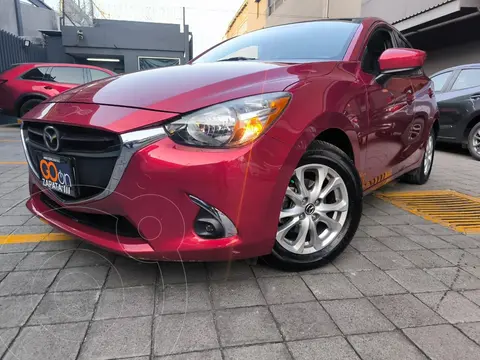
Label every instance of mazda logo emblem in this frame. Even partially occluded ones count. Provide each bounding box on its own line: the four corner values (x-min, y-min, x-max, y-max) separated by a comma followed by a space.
305, 203, 315, 215
43, 126, 60, 152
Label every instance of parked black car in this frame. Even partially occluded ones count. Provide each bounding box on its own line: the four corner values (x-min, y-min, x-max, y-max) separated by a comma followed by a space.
431, 64, 480, 160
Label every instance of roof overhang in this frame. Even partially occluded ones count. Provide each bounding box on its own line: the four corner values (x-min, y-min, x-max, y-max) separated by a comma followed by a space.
38, 29, 62, 37
394, 0, 480, 31
26, 0, 52, 10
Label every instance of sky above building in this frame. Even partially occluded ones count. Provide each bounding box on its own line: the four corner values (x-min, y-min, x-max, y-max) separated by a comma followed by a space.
44, 0, 245, 56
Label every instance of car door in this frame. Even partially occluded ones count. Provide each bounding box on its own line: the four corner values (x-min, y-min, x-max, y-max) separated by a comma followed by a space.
44, 66, 86, 95
394, 31, 434, 169
20, 66, 61, 98
360, 26, 415, 188
435, 67, 480, 143
429, 70, 455, 140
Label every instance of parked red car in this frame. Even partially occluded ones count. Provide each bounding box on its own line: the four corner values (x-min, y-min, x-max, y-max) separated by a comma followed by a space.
0, 63, 115, 117
22, 18, 438, 270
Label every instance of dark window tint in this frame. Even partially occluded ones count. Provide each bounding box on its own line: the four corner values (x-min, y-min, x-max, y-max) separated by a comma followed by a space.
395, 33, 412, 48
47, 67, 84, 84
90, 69, 111, 81
431, 71, 452, 92
138, 57, 180, 70
21, 67, 49, 81
362, 28, 395, 75
194, 21, 360, 64
451, 69, 480, 91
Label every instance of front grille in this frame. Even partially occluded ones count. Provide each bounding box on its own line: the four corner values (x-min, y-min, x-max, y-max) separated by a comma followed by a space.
41, 193, 142, 238
23, 121, 122, 200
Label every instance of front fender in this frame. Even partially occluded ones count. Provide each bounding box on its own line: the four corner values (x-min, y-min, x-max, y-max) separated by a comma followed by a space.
267, 74, 367, 172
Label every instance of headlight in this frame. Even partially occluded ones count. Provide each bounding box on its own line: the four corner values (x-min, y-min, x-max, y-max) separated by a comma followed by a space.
164, 92, 291, 147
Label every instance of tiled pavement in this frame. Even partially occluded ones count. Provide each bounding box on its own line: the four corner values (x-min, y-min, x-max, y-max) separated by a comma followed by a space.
1, 127, 480, 359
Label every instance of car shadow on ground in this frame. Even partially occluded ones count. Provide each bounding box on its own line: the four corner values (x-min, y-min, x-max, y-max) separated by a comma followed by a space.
436, 142, 471, 158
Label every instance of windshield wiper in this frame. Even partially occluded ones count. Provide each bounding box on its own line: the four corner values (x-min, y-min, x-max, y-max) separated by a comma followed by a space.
217, 57, 257, 62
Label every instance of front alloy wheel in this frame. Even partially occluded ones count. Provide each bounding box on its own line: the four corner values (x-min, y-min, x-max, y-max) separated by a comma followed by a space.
263, 140, 363, 271
276, 164, 349, 255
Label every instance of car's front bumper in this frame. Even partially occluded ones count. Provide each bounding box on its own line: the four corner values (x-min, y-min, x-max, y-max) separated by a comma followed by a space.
26, 130, 293, 261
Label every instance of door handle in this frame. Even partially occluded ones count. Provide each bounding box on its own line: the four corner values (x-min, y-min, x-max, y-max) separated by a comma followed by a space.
470, 93, 480, 100
43, 86, 53, 90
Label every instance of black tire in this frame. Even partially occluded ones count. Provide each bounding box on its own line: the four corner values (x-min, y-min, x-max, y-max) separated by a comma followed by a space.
467, 122, 480, 161
262, 140, 363, 271
19, 98, 44, 117
401, 128, 435, 185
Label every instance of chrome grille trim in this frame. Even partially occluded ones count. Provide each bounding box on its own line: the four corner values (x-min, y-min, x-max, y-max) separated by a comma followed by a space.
21, 126, 39, 178
22, 123, 167, 205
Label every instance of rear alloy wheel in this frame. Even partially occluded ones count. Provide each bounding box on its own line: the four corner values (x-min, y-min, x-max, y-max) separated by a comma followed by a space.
19, 98, 44, 117
467, 122, 480, 161
263, 141, 363, 271
401, 128, 435, 184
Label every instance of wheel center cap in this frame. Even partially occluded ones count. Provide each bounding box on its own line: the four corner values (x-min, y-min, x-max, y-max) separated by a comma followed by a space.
305, 203, 315, 215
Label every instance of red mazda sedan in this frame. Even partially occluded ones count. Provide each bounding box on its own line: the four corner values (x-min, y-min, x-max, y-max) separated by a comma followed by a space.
22, 18, 438, 270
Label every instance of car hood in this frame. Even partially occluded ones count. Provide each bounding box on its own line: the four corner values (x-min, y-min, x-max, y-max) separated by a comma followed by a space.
44, 61, 334, 113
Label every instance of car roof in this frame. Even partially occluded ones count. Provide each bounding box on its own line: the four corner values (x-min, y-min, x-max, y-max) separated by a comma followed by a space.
8, 62, 115, 76
264, 17, 381, 30
431, 63, 480, 76
11, 62, 111, 70
12, 62, 94, 67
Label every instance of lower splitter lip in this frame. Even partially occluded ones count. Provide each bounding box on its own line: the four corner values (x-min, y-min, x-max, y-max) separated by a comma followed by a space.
27, 181, 247, 262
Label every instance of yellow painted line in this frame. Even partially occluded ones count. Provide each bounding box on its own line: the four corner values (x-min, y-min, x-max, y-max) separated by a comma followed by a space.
44, 233, 74, 241
0, 140, 20, 142
376, 190, 480, 234
0, 161, 27, 165
0, 233, 74, 244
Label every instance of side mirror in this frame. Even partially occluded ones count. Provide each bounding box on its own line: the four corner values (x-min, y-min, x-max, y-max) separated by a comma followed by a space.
376, 48, 426, 85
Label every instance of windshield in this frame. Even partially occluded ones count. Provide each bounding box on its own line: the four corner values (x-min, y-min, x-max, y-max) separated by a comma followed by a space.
194, 21, 360, 64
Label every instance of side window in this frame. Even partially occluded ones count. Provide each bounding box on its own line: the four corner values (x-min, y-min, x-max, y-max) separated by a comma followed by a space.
451, 69, 480, 91
395, 32, 412, 49
90, 69, 111, 81
362, 28, 395, 75
431, 71, 452, 92
47, 67, 85, 85
21, 67, 49, 81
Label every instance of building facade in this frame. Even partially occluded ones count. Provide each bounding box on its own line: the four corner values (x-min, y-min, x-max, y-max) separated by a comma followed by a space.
266, 0, 361, 27
44, 19, 192, 74
225, 0, 268, 39
361, 0, 480, 75
0, 0, 59, 40
225, 0, 362, 39
0, 1, 193, 74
